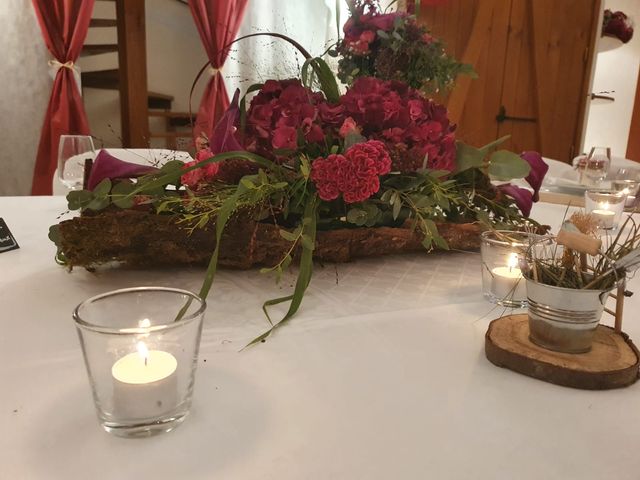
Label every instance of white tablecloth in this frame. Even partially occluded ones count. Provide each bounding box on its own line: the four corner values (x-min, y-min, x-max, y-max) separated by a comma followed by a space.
1, 196, 639, 480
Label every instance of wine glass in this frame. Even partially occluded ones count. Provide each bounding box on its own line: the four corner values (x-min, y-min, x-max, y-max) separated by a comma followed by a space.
57, 135, 95, 190
580, 147, 611, 186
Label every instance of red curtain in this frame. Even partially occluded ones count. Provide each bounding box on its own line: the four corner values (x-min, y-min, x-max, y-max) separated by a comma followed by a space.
188, 0, 248, 140
30, 0, 95, 195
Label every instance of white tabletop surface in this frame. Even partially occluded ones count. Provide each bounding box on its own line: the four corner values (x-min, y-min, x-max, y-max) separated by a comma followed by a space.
1, 196, 639, 480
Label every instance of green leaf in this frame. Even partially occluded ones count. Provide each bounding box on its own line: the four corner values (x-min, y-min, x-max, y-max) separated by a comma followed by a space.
300, 157, 311, 179
198, 180, 246, 300
279, 229, 299, 242
478, 135, 511, 154
111, 182, 136, 209
48, 224, 60, 245
240, 177, 256, 189
488, 150, 531, 180
67, 189, 94, 211
344, 131, 366, 150
247, 195, 319, 347
346, 208, 368, 226
392, 199, 402, 220
455, 142, 485, 172
92, 178, 112, 197
300, 234, 315, 251
303, 57, 340, 103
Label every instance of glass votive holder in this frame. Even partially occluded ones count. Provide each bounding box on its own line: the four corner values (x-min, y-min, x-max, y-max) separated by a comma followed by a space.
611, 179, 640, 209
480, 231, 550, 308
584, 189, 627, 230
73, 287, 206, 438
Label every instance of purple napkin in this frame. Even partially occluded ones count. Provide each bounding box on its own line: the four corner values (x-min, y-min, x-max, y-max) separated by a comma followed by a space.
87, 150, 159, 191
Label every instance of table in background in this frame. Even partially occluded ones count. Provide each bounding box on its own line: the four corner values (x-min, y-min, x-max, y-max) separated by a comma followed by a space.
1, 196, 639, 480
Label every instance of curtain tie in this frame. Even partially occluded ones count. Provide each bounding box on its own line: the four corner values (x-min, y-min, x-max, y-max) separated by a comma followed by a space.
48, 59, 75, 70
48, 59, 82, 92
209, 66, 221, 76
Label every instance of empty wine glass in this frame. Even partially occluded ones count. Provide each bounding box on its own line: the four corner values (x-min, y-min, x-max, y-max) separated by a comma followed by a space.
57, 135, 95, 190
580, 147, 611, 186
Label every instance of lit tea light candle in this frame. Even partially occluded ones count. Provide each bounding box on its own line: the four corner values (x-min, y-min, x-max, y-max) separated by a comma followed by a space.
491, 252, 526, 303
112, 341, 178, 419
592, 203, 615, 229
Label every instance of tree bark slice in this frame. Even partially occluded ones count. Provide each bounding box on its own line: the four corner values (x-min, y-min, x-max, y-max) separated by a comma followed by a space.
485, 314, 640, 390
56, 209, 483, 269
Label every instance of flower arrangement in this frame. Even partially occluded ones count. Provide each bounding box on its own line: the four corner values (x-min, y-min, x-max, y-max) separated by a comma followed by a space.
51, 0, 548, 344
334, 0, 476, 93
602, 9, 634, 44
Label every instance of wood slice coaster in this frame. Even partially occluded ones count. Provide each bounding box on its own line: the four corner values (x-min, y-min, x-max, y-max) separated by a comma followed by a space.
485, 314, 640, 390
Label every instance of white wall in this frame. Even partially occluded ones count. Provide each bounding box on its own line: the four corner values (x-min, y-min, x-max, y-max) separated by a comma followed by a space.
0, 0, 51, 196
583, 0, 640, 159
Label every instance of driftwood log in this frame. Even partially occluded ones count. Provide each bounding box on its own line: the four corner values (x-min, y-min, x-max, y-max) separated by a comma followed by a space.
485, 314, 640, 390
56, 209, 483, 269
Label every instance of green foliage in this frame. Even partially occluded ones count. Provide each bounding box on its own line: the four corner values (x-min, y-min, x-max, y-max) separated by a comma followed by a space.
488, 150, 531, 180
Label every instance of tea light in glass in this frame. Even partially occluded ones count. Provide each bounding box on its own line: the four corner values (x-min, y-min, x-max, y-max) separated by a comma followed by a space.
480, 231, 544, 308
612, 179, 640, 209
584, 189, 626, 230
74, 287, 206, 438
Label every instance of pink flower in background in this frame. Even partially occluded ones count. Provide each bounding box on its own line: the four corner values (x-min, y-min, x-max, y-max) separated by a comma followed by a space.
339, 117, 360, 138
180, 148, 220, 189
181, 160, 205, 188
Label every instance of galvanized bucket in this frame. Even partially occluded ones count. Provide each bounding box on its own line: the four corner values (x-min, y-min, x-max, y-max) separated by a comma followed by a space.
526, 279, 612, 354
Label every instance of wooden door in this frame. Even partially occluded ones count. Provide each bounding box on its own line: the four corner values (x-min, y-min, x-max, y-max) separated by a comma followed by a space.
419, 0, 601, 163
627, 66, 640, 162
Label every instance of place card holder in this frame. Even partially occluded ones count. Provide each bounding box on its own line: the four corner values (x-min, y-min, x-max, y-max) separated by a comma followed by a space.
0, 218, 19, 253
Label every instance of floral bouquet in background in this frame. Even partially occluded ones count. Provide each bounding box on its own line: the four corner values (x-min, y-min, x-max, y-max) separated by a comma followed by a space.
602, 9, 634, 44
334, 0, 476, 92
51, 0, 548, 343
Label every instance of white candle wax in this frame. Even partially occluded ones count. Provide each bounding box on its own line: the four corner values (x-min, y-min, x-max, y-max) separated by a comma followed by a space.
592, 209, 615, 229
490, 253, 525, 302
112, 342, 178, 419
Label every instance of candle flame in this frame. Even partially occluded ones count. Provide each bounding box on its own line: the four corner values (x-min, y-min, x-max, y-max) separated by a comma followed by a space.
601, 202, 610, 211
139, 318, 151, 328
136, 341, 149, 366
507, 252, 519, 270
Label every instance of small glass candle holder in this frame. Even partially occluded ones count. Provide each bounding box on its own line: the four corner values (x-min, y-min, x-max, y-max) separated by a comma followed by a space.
480, 231, 550, 308
74, 287, 206, 438
578, 147, 611, 186
612, 179, 640, 209
584, 189, 627, 230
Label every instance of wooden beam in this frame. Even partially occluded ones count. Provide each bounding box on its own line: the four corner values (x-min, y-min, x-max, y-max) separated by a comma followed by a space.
116, 0, 149, 147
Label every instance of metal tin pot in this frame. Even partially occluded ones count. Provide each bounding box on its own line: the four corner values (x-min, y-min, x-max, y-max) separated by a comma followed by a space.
526, 279, 612, 353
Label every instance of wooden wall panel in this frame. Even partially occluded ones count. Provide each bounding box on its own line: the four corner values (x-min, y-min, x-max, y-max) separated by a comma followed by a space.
419, 0, 600, 162
627, 66, 640, 162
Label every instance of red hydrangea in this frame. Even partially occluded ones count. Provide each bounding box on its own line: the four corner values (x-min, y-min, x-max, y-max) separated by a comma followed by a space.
244, 79, 333, 161
339, 77, 456, 173
311, 140, 391, 203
